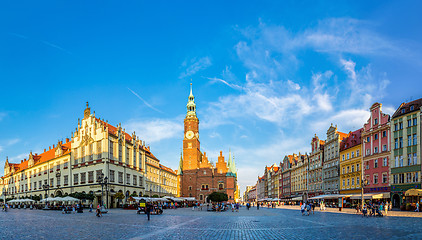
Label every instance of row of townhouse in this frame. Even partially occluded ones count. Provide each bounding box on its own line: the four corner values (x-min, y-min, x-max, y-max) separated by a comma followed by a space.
244, 99, 422, 208
0, 103, 178, 208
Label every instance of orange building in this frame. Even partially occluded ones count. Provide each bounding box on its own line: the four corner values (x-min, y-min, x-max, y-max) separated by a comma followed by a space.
177, 84, 238, 203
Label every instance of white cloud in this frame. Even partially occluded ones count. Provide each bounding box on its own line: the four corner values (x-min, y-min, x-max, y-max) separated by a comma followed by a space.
125, 118, 183, 143
207, 77, 243, 91
9, 153, 28, 162
127, 88, 163, 113
312, 109, 370, 132
287, 80, 300, 90
179, 57, 212, 79
0, 138, 20, 154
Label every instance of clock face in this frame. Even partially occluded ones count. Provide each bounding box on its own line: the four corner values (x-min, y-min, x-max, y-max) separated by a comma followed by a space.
185, 130, 194, 139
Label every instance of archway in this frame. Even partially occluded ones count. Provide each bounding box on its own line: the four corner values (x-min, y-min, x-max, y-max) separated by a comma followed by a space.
54, 190, 63, 197
392, 194, 401, 208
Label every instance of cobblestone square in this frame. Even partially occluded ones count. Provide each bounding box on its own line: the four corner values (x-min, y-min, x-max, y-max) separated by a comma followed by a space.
1, 206, 422, 240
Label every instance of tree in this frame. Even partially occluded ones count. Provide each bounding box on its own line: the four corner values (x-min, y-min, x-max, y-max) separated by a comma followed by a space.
152, 194, 159, 198
115, 192, 125, 201
31, 195, 41, 202
207, 192, 228, 203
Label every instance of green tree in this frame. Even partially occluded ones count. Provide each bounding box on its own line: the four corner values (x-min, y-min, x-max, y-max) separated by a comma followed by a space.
207, 192, 228, 203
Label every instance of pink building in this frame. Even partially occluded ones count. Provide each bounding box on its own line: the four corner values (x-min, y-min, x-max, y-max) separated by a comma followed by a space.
362, 102, 391, 196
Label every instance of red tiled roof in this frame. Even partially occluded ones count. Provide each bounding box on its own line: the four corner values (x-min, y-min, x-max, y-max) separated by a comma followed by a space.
159, 164, 176, 174
392, 98, 422, 119
340, 128, 363, 151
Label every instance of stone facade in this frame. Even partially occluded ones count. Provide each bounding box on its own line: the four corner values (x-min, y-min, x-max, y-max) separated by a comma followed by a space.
339, 129, 363, 194
308, 135, 325, 198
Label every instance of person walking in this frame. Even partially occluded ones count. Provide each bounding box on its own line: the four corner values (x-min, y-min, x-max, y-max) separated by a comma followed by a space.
257, 202, 259, 210
146, 203, 151, 221
301, 203, 306, 216
96, 205, 102, 217
311, 202, 315, 214
385, 202, 388, 216
89, 203, 93, 213
415, 202, 419, 212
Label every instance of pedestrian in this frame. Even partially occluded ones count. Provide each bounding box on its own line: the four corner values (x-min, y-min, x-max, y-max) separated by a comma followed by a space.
416, 202, 419, 212
146, 203, 151, 221
257, 203, 259, 210
362, 204, 367, 217
311, 202, 315, 214
385, 202, 388, 216
96, 204, 102, 217
301, 203, 305, 216
236, 203, 239, 212
89, 203, 93, 213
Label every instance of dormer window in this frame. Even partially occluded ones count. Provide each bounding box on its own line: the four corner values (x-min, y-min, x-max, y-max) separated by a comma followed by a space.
401, 108, 405, 114
410, 105, 414, 111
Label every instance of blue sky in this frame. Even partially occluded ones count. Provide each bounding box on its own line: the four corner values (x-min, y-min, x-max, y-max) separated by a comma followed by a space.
1, 1, 422, 194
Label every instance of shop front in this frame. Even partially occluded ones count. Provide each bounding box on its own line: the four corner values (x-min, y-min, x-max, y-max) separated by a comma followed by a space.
391, 184, 421, 209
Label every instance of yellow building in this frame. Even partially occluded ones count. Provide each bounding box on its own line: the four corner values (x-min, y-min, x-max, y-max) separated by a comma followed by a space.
339, 129, 363, 194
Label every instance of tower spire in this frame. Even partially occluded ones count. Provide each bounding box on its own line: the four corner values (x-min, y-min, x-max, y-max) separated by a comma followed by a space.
177, 152, 183, 175
186, 82, 196, 117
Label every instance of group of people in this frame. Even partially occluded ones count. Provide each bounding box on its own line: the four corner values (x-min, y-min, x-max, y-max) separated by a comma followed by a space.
300, 202, 315, 216
360, 201, 390, 217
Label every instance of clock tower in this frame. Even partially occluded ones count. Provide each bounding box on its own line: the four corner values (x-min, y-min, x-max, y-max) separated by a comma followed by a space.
183, 83, 201, 170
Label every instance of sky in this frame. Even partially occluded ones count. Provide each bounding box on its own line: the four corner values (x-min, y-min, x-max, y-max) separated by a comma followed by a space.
1, 1, 422, 196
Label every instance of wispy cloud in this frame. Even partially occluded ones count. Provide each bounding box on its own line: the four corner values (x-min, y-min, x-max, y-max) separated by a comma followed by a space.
0, 138, 21, 154
128, 88, 164, 114
125, 118, 183, 143
40, 40, 72, 55
179, 57, 212, 79
8, 32, 72, 55
207, 77, 243, 91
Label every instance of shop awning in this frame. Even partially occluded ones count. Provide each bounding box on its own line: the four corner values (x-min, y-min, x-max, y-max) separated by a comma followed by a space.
405, 189, 422, 196
291, 196, 302, 201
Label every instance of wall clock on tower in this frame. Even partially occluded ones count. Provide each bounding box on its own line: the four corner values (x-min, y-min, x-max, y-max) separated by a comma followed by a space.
185, 130, 194, 139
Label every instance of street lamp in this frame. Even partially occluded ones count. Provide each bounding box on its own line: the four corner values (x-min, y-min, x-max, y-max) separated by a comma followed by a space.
56, 172, 61, 195
97, 173, 108, 208
42, 184, 50, 207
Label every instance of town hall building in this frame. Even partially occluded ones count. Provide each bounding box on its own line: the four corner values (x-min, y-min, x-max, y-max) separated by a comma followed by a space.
177, 83, 238, 203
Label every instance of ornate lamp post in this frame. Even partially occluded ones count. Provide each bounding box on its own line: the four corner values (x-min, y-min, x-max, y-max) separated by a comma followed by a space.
97, 173, 108, 208
42, 184, 50, 207
56, 172, 61, 195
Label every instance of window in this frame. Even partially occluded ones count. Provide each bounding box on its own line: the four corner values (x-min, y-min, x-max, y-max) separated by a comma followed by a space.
96, 170, 103, 181
352, 178, 355, 185
394, 124, 398, 131
188, 186, 192, 190
414, 134, 417, 145
342, 155, 345, 161
408, 119, 412, 127
399, 122, 403, 129
342, 168, 345, 174
413, 118, 417, 126
64, 175, 68, 185
393, 175, 398, 184
399, 173, 404, 183
347, 166, 350, 173
351, 165, 355, 172
89, 144, 93, 160
357, 164, 360, 171
408, 154, 412, 166
367, 137, 370, 143
347, 179, 350, 186
382, 145, 387, 152
109, 140, 114, 158
110, 170, 115, 182
382, 173, 387, 183
347, 153, 349, 160
64, 162, 68, 169
374, 147, 378, 153
383, 158, 388, 167
139, 176, 143, 186
342, 179, 345, 186
126, 174, 130, 185
408, 135, 412, 146
366, 163, 369, 170
74, 174, 79, 184
410, 105, 414, 111
382, 131, 386, 137
218, 183, 224, 190
34, 181, 37, 190
88, 171, 94, 183
374, 118, 378, 125
97, 141, 102, 156
118, 143, 122, 162
407, 173, 412, 183
366, 149, 370, 156
357, 177, 360, 186
374, 134, 378, 140
133, 175, 137, 186
395, 138, 398, 149
118, 172, 123, 183
414, 153, 418, 165
400, 156, 404, 167
395, 156, 399, 167
399, 137, 403, 148
374, 159, 378, 168
414, 172, 419, 182
80, 172, 86, 183
81, 146, 85, 163
373, 174, 378, 184
352, 152, 355, 158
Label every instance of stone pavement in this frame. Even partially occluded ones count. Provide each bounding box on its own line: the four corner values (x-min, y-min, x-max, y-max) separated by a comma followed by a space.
1, 206, 422, 239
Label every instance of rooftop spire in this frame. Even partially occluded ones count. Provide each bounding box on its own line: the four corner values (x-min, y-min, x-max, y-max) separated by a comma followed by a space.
177, 152, 183, 175
186, 82, 196, 117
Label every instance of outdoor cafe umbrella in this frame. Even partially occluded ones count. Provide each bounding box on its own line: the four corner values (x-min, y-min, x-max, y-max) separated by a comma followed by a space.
61, 196, 79, 202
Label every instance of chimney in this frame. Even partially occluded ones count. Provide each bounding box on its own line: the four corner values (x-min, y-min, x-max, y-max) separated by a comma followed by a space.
44, 149, 46, 152
49, 146, 51, 150
53, 144, 55, 148
66, 138, 69, 143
